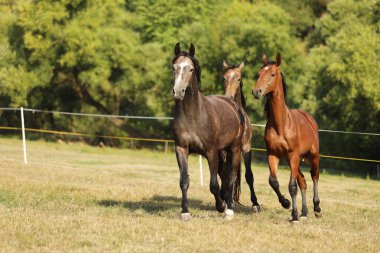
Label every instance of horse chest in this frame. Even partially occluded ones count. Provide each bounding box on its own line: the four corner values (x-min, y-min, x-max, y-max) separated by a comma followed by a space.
264, 129, 291, 153
174, 122, 205, 150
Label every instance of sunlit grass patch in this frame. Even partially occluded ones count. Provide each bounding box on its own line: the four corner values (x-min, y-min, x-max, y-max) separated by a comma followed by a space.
0, 138, 379, 252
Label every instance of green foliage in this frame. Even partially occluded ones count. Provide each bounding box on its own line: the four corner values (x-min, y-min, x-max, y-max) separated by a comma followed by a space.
299, 0, 380, 160
268, 0, 317, 37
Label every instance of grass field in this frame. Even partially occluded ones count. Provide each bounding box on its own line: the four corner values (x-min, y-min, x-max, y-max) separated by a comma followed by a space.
0, 138, 379, 252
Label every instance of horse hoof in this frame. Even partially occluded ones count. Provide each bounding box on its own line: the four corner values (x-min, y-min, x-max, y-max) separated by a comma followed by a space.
288, 217, 299, 224
224, 209, 234, 220
281, 199, 291, 209
314, 209, 322, 218
252, 205, 261, 213
300, 216, 307, 221
180, 212, 192, 221
217, 202, 227, 213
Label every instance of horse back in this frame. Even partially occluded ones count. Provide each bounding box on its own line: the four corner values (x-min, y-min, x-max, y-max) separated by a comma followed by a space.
291, 109, 319, 155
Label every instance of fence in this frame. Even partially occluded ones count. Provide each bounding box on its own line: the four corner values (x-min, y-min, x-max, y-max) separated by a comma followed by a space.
1, 107, 379, 182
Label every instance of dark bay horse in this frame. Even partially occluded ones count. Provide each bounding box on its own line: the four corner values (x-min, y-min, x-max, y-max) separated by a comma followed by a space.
221, 60, 260, 212
252, 53, 322, 223
172, 43, 251, 220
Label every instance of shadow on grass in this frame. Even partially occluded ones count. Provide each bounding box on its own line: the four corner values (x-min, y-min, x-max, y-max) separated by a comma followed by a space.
97, 195, 254, 214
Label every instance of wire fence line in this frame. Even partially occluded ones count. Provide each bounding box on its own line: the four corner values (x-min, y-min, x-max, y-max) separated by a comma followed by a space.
1, 107, 379, 181
0, 106, 379, 164
1, 107, 379, 136
1, 126, 379, 164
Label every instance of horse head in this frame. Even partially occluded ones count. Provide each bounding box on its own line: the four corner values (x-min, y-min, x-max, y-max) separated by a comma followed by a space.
252, 53, 282, 99
223, 60, 244, 101
171, 43, 199, 101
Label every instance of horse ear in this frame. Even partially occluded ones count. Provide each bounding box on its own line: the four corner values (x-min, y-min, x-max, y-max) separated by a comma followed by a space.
238, 61, 245, 71
276, 52, 281, 66
174, 43, 181, 56
223, 60, 229, 69
262, 54, 267, 65
189, 43, 195, 57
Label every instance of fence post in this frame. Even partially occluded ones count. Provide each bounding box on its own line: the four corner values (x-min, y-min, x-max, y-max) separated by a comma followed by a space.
20, 107, 27, 164
199, 155, 203, 186
164, 141, 168, 153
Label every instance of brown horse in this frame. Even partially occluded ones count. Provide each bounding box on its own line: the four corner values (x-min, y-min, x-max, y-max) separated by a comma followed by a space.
172, 43, 251, 220
252, 53, 322, 222
221, 60, 260, 212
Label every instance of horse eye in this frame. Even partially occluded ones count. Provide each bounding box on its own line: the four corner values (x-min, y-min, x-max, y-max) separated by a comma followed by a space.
238, 78, 241, 81
190, 69, 194, 72
271, 73, 275, 77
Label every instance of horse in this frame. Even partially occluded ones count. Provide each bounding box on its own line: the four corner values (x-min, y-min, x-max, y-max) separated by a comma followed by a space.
252, 53, 322, 223
172, 43, 251, 220
220, 60, 260, 212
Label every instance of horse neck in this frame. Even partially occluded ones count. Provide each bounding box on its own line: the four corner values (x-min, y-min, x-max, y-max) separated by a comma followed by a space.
268, 76, 288, 135
175, 76, 204, 120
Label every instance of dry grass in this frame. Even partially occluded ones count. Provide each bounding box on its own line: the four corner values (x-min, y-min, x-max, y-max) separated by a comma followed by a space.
0, 138, 379, 253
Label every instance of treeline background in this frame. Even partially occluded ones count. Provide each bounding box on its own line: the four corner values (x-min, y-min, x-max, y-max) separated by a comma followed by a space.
0, 0, 379, 175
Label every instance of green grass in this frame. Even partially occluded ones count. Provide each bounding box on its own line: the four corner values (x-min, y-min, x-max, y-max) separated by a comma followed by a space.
0, 138, 379, 252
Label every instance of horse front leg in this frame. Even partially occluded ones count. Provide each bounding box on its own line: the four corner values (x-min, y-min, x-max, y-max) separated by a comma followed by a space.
207, 150, 226, 213
243, 150, 260, 212
268, 154, 290, 209
175, 145, 191, 221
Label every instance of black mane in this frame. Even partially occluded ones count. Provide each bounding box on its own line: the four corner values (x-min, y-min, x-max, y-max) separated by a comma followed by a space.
261, 62, 287, 119
172, 51, 201, 88
224, 64, 246, 109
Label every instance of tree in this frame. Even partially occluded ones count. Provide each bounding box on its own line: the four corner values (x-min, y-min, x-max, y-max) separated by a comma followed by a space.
0, 0, 169, 142
299, 0, 380, 162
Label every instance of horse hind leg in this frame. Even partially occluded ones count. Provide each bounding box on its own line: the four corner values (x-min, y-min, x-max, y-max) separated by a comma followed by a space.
297, 167, 308, 219
225, 146, 242, 220
243, 151, 260, 212
217, 151, 229, 201
309, 154, 322, 218
288, 153, 301, 223
208, 151, 227, 213
268, 154, 290, 209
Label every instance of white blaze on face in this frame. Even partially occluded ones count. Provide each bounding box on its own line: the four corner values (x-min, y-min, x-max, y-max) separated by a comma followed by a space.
229, 71, 235, 80
174, 60, 192, 90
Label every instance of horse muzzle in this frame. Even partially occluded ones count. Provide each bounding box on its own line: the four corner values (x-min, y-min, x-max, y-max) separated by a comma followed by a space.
252, 89, 263, 99
172, 88, 186, 101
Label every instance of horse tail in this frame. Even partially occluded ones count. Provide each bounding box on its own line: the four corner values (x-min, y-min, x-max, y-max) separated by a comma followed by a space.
233, 163, 242, 203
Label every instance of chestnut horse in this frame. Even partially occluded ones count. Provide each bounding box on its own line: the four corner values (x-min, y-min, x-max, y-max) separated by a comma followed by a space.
221, 60, 260, 212
172, 43, 251, 220
252, 53, 322, 222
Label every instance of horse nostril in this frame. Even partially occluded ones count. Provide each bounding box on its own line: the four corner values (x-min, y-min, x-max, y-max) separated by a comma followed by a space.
259, 89, 262, 93
182, 89, 185, 93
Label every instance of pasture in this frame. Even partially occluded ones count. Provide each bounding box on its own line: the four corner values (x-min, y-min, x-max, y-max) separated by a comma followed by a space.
0, 138, 379, 252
